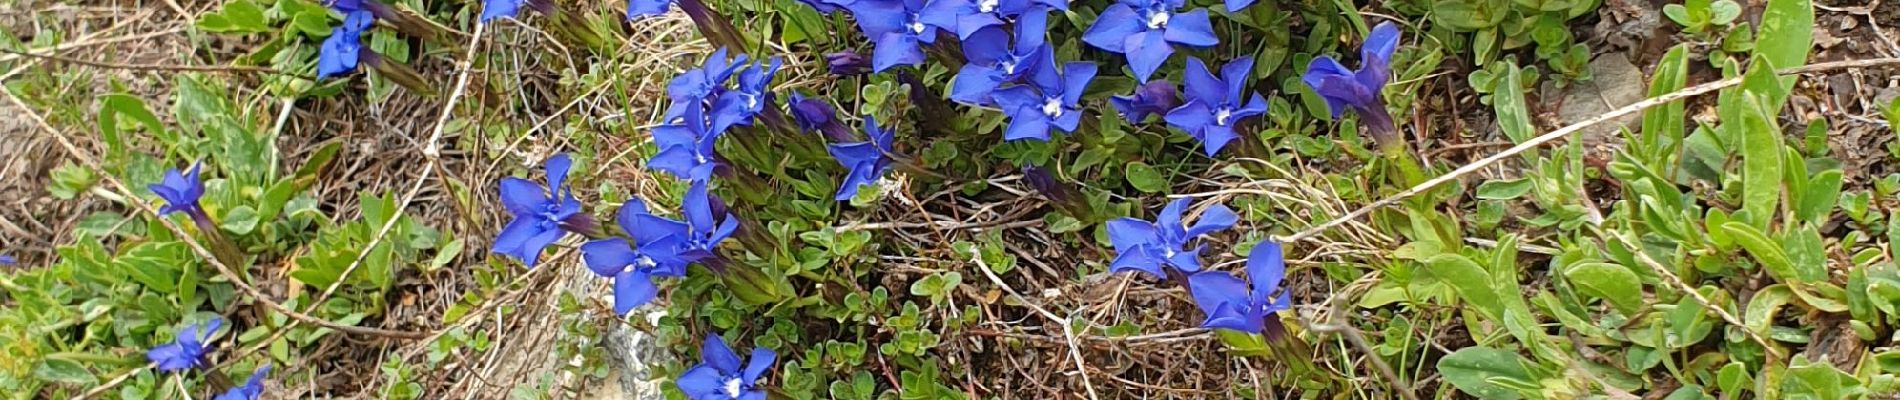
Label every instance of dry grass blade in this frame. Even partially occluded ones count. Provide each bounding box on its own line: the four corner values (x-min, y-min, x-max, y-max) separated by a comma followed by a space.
969, 248, 1101, 400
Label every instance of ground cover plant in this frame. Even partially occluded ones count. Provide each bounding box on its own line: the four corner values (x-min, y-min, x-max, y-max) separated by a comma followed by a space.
4, 0, 1900, 397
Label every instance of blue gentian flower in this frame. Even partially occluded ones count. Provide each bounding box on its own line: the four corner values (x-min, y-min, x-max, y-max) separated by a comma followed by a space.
482, 0, 554, 21
1080, 0, 1217, 82
1110, 79, 1180, 124
1106, 198, 1237, 278
788, 93, 853, 141
948, 13, 1047, 105
149, 161, 208, 218
711, 57, 783, 134
672, 48, 748, 103
827, 115, 897, 201
651, 103, 723, 182
1165, 57, 1268, 156
1303, 21, 1400, 145
147, 317, 222, 372
826, 52, 873, 75
580, 200, 693, 315
493, 154, 583, 267
680, 180, 740, 261
316, 11, 374, 79
1187, 241, 1291, 334
213, 365, 271, 400
848, 0, 947, 73
677, 334, 776, 400
989, 53, 1095, 141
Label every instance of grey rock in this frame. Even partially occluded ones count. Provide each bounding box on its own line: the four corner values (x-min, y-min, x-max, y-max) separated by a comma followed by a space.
1557, 53, 1647, 150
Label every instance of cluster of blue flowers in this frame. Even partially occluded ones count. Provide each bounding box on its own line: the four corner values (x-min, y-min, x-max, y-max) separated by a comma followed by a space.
145, 166, 276, 398
1108, 199, 1291, 335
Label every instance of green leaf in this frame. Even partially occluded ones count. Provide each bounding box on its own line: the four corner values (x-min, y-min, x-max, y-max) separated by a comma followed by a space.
1737, 92, 1784, 228
1425, 254, 1505, 320
119, 242, 186, 294
1438, 346, 1534, 400
1717, 362, 1752, 394
48, 162, 97, 200
221, 206, 262, 235
1124, 162, 1167, 193
429, 238, 465, 273
1781, 360, 1863, 398
33, 358, 95, 385
1565, 262, 1644, 315
1754, 0, 1813, 82
1640, 45, 1690, 153
1430, 0, 1507, 31
1744, 284, 1792, 333
195, 0, 271, 33
1722, 221, 1816, 282
1475, 178, 1534, 200
1493, 62, 1535, 144
1795, 169, 1842, 223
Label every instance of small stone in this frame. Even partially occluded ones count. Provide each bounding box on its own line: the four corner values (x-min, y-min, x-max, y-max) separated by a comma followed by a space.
1556, 53, 1646, 154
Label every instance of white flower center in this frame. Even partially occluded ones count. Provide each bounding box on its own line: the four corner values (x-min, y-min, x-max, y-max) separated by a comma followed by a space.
1146, 11, 1170, 29
623, 255, 656, 275
907, 14, 926, 34
978, 0, 998, 12
1040, 97, 1064, 118
744, 93, 759, 109
1214, 107, 1233, 125
723, 377, 744, 398
999, 59, 1017, 74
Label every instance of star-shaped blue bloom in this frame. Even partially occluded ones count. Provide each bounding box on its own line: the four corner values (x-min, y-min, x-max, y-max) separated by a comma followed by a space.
989, 52, 1095, 141
494, 153, 582, 267
1303, 21, 1399, 135
316, 11, 375, 80
580, 199, 693, 315
147, 317, 222, 372
149, 161, 208, 218
711, 57, 783, 134
827, 114, 897, 201
948, 13, 1048, 105
1110, 79, 1181, 124
1187, 241, 1291, 334
680, 180, 740, 261
666, 48, 750, 121
1164, 56, 1267, 156
213, 365, 272, 400
1106, 198, 1237, 278
848, 0, 947, 73
677, 333, 776, 400
1080, 0, 1217, 82
651, 103, 723, 182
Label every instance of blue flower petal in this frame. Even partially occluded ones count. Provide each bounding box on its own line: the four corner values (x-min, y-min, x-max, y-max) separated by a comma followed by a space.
871, 33, 925, 73
1081, 4, 1141, 53
1180, 57, 1224, 106
1164, 100, 1213, 136
949, 65, 1006, 105
1184, 204, 1237, 238
676, 364, 725, 398
701, 333, 743, 373
1121, 30, 1171, 83
1363, 21, 1401, 66
1247, 241, 1287, 301
742, 347, 777, 382
627, 0, 671, 18
491, 217, 543, 258
1105, 218, 1159, 252
1224, 0, 1254, 12
480, 0, 522, 21
1197, 123, 1236, 156
1161, 9, 1218, 47
613, 269, 658, 315
1002, 108, 1051, 141
581, 239, 638, 277
1108, 246, 1167, 277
